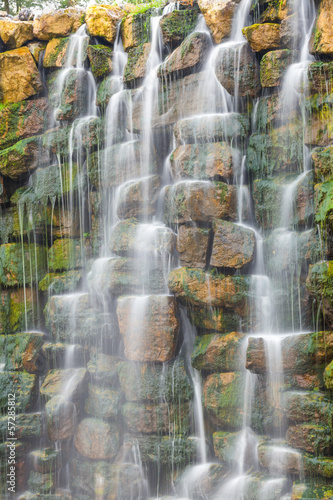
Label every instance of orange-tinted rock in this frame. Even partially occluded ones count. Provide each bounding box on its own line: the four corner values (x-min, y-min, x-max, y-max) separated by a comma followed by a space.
43, 37, 70, 68
123, 42, 151, 85
74, 418, 120, 460
33, 8, 84, 41
117, 295, 179, 362
0, 332, 44, 373
310, 0, 333, 56
210, 219, 255, 269
286, 424, 331, 455
122, 401, 190, 434
198, 0, 238, 44
176, 225, 210, 269
86, 5, 124, 44
0, 47, 43, 104
117, 175, 161, 219
242, 23, 281, 53
192, 332, 245, 372
0, 19, 33, 48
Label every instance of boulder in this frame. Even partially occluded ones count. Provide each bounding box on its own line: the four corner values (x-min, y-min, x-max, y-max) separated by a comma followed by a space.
242, 23, 281, 53
84, 384, 122, 419
308, 61, 333, 95
86, 5, 124, 44
168, 267, 249, 315
0, 47, 43, 104
214, 42, 261, 98
48, 238, 90, 272
163, 181, 237, 224
96, 75, 123, 108
260, 49, 296, 88
187, 306, 242, 333
123, 42, 151, 85
39, 270, 82, 295
286, 424, 331, 455
41, 368, 88, 403
307, 261, 333, 329
210, 219, 255, 269
158, 32, 210, 78
0, 288, 37, 334
258, 443, 302, 475
176, 225, 210, 268
213, 430, 242, 464
117, 295, 179, 362
28, 41, 47, 63
0, 372, 37, 413
30, 448, 63, 474
43, 37, 71, 68
202, 372, 244, 429
42, 341, 85, 368
280, 13, 301, 48
117, 359, 193, 402
324, 360, 333, 389
170, 142, 238, 182
310, 0, 333, 56
121, 11, 151, 51
0, 243, 47, 287
197, 0, 239, 44
0, 135, 49, 180
0, 332, 44, 373
304, 97, 333, 147
192, 332, 245, 372
87, 352, 119, 386
160, 8, 200, 47
45, 395, 77, 442
281, 391, 333, 426
311, 145, 333, 183
0, 412, 42, 440
52, 68, 90, 122
87, 44, 113, 80
116, 175, 161, 219
0, 98, 50, 150
33, 8, 84, 40
314, 181, 333, 232
74, 418, 120, 460
0, 19, 33, 49
254, 0, 291, 23
122, 401, 190, 435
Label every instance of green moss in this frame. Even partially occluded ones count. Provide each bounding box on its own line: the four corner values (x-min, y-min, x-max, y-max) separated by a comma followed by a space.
0, 242, 47, 287
48, 239, 86, 272
38, 270, 82, 294
160, 9, 199, 45
87, 44, 113, 80
0, 372, 37, 414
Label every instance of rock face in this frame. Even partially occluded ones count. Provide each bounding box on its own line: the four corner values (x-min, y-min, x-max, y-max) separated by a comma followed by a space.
242, 23, 281, 53
210, 220, 255, 269
260, 49, 296, 87
74, 418, 120, 460
176, 225, 210, 268
160, 8, 200, 46
117, 295, 179, 362
0, 20, 33, 49
0, 47, 43, 103
198, 0, 239, 44
86, 5, 124, 44
311, 0, 333, 56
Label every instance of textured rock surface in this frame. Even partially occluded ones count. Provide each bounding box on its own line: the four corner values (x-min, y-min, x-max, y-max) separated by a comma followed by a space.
198, 0, 239, 44
74, 418, 120, 460
0, 20, 33, 49
210, 219, 255, 269
33, 8, 84, 40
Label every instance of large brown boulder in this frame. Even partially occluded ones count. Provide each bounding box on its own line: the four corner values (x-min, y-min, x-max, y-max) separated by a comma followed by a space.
117, 175, 161, 219
242, 23, 281, 53
86, 5, 124, 44
198, 0, 239, 44
45, 395, 77, 442
192, 332, 245, 372
260, 49, 296, 88
74, 418, 120, 460
0, 47, 43, 104
210, 219, 255, 269
310, 0, 333, 56
117, 295, 179, 362
0, 19, 33, 48
43, 37, 71, 68
33, 8, 84, 41
176, 225, 210, 269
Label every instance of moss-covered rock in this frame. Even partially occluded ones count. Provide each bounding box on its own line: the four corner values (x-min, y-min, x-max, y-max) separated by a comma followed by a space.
0, 288, 37, 334
0, 371, 38, 413
84, 383, 122, 419
163, 181, 237, 224
123, 42, 151, 85
0, 332, 44, 373
176, 225, 209, 269
121, 11, 151, 51
304, 95, 333, 147
40, 368, 88, 404
0, 412, 42, 440
28, 471, 55, 494
45, 395, 77, 442
0, 242, 47, 287
30, 448, 63, 474
50, 68, 90, 122
187, 305, 242, 333
303, 455, 333, 479
310, 0, 333, 57
202, 372, 245, 429
87, 44, 113, 80
192, 332, 245, 372
307, 261, 333, 329
48, 238, 90, 272
86, 5, 124, 44
286, 424, 332, 455
242, 23, 281, 53
96, 75, 122, 109
260, 49, 296, 87
0, 134, 49, 180
39, 270, 82, 295
281, 390, 333, 426
43, 37, 72, 68
74, 418, 120, 460
312, 146, 333, 183
116, 358, 193, 402
213, 430, 241, 464
0, 98, 50, 150
324, 360, 333, 389
211, 219, 255, 269
168, 266, 250, 316
87, 352, 119, 386
308, 61, 333, 95
160, 8, 200, 47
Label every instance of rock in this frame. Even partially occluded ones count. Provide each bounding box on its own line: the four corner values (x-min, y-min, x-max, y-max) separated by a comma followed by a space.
109, 218, 175, 256
253, 93, 286, 132
87, 141, 156, 188
124, 434, 197, 465
96, 75, 122, 108
74, 418, 120, 460
210, 219, 255, 269
87, 44, 113, 80
0, 413, 42, 440
48, 238, 90, 272
308, 61, 333, 95
280, 13, 301, 48
310, 0, 333, 56
192, 332, 245, 372
158, 32, 210, 78
84, 384, 122, 419
39, 270, 82, 295
254, 0, 291, 23
290, 484, 333, 500
174, 112, 249, 145
314, 181, 333, 232
324, 360, 333, 389
28, 471, 54, 494
198, 0, 238, 44
28, 41, 46, 63
122, 401, 190, 434
0, 372, 37, 413
260, 49, 296, 88
117, 359, 193, 402
160, 8, 200, 47
213, 430, 242, 464
170, 142, 238, 182
202, 372, 244, 429
45, 293, 116, 345
304, 98, 333, 147
70, 460, 146, 499
0, 135, 49, 180
168, 266, 249, 315
242, 23, 281, 53
258, 443, 302, 475
303, 455, 333, 479
86, 5, 124, 44
0, 288, 37, 334
0, 243, 46, 287
45, 395, 77, 442
0, 19, 33, 48
312, 146, 333, 183
33, 8, 84, 41
0, 332, 44, 373
214, 42, 261, 98
163, 181, 237, 224
281, 391, 333, 426
187, 306, 242, 333
175, 463, 229, 499
0, 98, 50, 150
30, 448, 63, 474
87, 352, 119, 386
52, 68, 90, 121
40, 368, 88, 404
42, 342, 86, 369
117, 295, 179, 362
117, 175, 161, 219
176, 225, 210, 268
286, 424, 331, 455
123, 42, 151, 85
307, 261, 333, 329
247, 123, 304, 178
121, 11, 151, 51
87, 256, 166, 296
43, 37, 71, 68
0, 47, 43, 104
